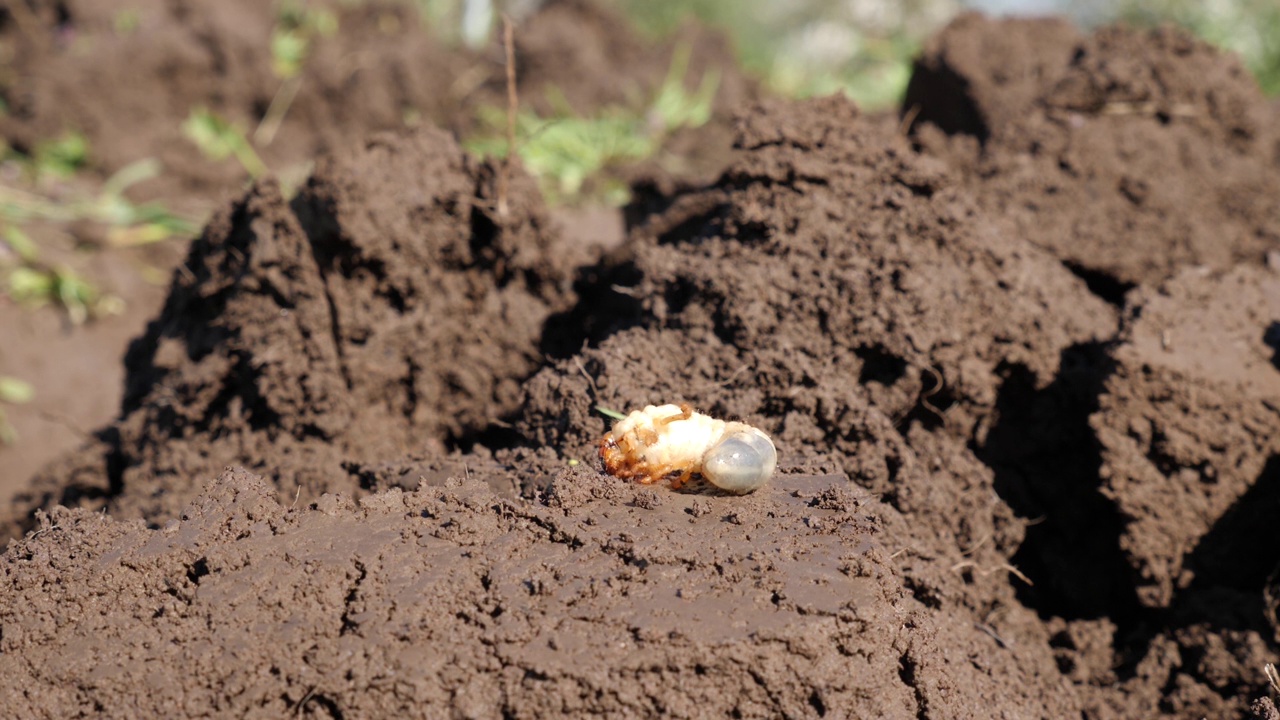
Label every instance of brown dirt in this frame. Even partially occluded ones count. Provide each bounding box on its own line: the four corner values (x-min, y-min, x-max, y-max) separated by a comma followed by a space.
905, 13, 1280, 292
1095, 265, 1280, 610
0, 0, 746, 509
0, 240, 178, 496
3, 8, 1280, 720
16, 125, 591, 526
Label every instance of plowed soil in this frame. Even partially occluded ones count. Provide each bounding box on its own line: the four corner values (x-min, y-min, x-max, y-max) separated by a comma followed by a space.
3, 6, 1280, 719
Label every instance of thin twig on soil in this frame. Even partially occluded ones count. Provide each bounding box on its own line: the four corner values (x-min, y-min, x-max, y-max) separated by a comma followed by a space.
898, 104, 921, 137
712, 365, 750, 388
1099, 101, 1197, 118
37, 409, 91, 441
496, 13, 518, 220
916, 364, 948, 426
293, 686, 317, 715
950, 560, 1034, 586
30, 524, 62, 539
1265, 662, 1280, 694
573, 356, 599, 397
255, 75, 303, 147
974, 622, 1011, 649
959, 533, 991, 557
1000, 563, 1034, 586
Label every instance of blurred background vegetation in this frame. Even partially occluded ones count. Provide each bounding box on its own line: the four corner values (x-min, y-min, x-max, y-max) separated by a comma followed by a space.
450, 0, 1280, 204
462, 0, 1280, 109
612, 0, 1280, 102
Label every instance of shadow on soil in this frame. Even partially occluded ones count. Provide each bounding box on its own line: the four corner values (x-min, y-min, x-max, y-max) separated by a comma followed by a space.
976, 342, 1140, 625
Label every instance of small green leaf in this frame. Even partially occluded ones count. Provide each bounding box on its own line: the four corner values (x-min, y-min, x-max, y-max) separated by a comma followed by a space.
33, 132, 90, 179
101, 158, 161, 197
2, 226, 38, 262
113, 8, 140, 34
7, 266, 55, 304
596, 405, 627, 421
0, 376, 33, 404
271, 29, 309, 78
183, 108, 268, 177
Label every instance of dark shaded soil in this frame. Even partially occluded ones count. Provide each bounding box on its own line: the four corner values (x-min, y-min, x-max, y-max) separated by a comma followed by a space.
3, 9, 1280, 720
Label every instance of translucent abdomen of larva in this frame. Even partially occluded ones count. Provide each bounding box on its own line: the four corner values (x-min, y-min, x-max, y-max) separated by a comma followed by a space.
702, 426, 777, 494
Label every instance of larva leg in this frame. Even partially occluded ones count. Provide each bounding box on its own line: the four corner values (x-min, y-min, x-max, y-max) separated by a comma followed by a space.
636, 426, 660, 446
654, 404, 694, 429
670, 467, 695, 491
632, 460, 664, 484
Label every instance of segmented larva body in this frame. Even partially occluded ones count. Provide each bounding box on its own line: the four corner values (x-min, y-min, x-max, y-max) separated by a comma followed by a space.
599, 403, 777, 494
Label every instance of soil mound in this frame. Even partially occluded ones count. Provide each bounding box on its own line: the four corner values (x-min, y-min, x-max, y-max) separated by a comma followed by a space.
520, 94, 1114, 507
906, 14, 1280, 290
513, 93, 1120, 712
2, 93, 1116, 718
1095, 265, 1280, 609
0, 0, 750, 514
16, 127, 585, 527
901, 16, 1280, 716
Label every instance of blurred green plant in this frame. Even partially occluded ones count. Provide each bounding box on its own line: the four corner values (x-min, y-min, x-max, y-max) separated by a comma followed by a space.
407, 0, 488, 46
0, 152, 195, 323
465, 45, 718, 205
30, 132, 90, 180
616, 0, 956, 109
405, 0, 1280, 104
256, 2, 339, 146
0, 375, 34, 444
0, 158, 199, 248
271, 1, 339, 79
1, 226, 124, 324
650, 45, 720, 129
0, 132, 91, 184
113, 8, 141, 34
468, 107, 647, 204
183, 108, 269, 178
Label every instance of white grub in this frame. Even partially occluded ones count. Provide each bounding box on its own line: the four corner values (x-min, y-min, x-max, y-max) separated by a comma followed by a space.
598, 403, 777, 494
